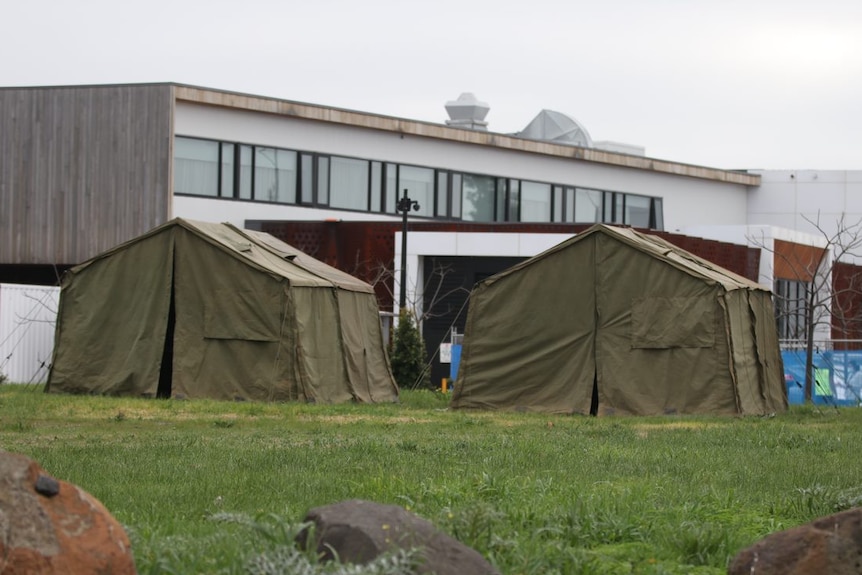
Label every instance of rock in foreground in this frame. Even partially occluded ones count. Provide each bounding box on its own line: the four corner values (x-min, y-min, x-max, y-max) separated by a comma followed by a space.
728, 507, 862, 575
0, 450, 137, 575
298, 499, 499, 575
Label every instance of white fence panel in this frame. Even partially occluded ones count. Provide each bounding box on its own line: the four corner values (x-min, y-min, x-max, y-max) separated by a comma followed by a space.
0, 283, 60, 384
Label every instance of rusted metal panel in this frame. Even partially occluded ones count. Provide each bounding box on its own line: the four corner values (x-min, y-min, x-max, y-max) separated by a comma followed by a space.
773, 239, 826, 282
255, 220, 762, 310
0, 84, 175, 265
0, 283, 60, 384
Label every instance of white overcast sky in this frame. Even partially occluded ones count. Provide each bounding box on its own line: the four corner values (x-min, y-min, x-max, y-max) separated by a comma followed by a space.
2, 0, 860, 170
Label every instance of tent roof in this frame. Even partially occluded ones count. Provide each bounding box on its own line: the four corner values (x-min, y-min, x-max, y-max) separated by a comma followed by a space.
482, 224, 768, 292
70, 218, 375, 293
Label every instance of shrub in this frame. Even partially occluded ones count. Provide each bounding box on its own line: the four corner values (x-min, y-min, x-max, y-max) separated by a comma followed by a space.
389, 308, 431, 390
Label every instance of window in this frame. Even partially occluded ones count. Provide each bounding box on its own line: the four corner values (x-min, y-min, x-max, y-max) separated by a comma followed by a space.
461, 174, 496, 222
238, 145, 253, 200
774, 279, 809, 341
300, 154, 314, 203
317, 157, 330, 205
171, 136, 665, 230
625, 194, 651, 228
436, 171, 449, 217
384, 163, 398, 214
652, 198, 664, 230
575, 188, 602, 223
451, 173, 462, 218
174, 138, 218, 196
520, 181, 551, 222
496, 178, 508, 222
255, 148, 297, 203
329, 156, 369, 210
220, 143, 235, 198
399, 165, 434, 217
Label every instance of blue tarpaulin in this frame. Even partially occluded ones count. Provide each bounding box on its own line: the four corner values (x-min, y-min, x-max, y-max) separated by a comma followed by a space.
781, 349, 861, 406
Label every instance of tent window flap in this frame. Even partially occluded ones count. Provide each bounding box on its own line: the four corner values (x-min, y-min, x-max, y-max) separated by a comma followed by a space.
203, 289, 280, 342
631, 296, 714, 349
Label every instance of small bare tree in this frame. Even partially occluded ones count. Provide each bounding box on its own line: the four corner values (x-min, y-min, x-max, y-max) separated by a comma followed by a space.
753, 213, 862, 402
361, 259, 471, 323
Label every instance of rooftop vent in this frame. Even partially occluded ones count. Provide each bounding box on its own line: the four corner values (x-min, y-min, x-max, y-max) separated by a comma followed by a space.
445, 93, 489, 131
516, 109, 593, 147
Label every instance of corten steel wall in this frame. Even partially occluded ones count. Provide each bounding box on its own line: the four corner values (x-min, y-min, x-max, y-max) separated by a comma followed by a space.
0, 84, 175, 266
832, 261, 862, 347
255, 221, 762, 310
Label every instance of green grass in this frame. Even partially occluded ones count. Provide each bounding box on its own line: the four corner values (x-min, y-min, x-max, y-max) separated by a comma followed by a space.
2, 386, 861, 574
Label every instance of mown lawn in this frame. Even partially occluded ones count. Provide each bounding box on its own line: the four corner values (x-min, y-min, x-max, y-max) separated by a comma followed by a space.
1, 386, 861, 574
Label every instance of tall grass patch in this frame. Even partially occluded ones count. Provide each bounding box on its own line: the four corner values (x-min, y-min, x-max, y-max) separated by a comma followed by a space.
1, 387, 861, 574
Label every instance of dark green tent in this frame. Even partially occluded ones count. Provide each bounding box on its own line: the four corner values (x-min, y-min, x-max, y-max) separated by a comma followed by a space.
47, 218, 398, 403
451, 224, 786, 416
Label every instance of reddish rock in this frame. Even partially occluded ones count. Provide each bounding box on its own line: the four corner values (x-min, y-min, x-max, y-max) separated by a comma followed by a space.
728, 507, 862, 575
0, 451, 137, 575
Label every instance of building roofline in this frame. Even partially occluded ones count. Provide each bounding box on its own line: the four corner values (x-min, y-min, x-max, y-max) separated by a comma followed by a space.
1, 82, 760, 186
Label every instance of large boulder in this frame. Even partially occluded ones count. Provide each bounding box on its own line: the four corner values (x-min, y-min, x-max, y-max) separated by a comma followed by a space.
728, 507, 862, 575
297, 499, 500, 575
0, 451, 137, 575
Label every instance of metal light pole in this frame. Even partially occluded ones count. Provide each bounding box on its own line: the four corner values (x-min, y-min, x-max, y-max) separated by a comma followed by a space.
397, 188, 420, 310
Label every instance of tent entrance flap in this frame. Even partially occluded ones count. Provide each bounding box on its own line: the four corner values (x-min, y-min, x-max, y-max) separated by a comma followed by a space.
157, 262, 176, 399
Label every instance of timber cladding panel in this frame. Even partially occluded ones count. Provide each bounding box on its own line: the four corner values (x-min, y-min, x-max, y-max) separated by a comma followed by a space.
0, 84, 175, 265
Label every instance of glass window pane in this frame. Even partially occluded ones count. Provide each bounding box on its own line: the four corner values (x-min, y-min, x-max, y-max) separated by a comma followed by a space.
436, 171, 448, 217
553, 186, 563, 223
496, 178, 507, 221
329, 156, 369, 210
508, 179, 520, 222
653, 198, 664, 230
452, 174, 462, 218
625, 194, 651, 228
520, 181, 551, 222
300, 154, 313, 203
565, 188, 575, 222
461, 174, 496, 222
255, 148, 297, 203
220, 143, 234, 198
614, 193, 624, 224
371, 162, 382, 212
317, 157, 330, 205
174, 137, 218, 196
238, 145, 252, 200
385, 163, 398, 214
398, 165, 434, 217
575, 188, 602, 223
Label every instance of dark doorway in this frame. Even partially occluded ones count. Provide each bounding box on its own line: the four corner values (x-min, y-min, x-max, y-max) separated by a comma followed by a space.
422, 256, 525, 387
156, 278, 176, 399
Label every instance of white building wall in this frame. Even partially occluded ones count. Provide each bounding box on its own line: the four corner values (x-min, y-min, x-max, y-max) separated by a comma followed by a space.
173, 196, 402, 229
748, 170, 862, 258
0, 284, 60, 384
174, 102, 749, 230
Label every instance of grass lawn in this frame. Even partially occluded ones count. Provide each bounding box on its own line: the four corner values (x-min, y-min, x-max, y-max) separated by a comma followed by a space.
1, 385, 861, 574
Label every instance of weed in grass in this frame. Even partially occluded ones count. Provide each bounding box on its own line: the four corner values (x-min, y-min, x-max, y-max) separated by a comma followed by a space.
776, 484, 862, 519
6, 418, 34, 432
214, 420, 236, 429
671, 521, 736, 567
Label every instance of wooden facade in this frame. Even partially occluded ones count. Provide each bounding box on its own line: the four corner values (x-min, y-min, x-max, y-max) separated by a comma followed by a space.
0, 84, 174, 265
